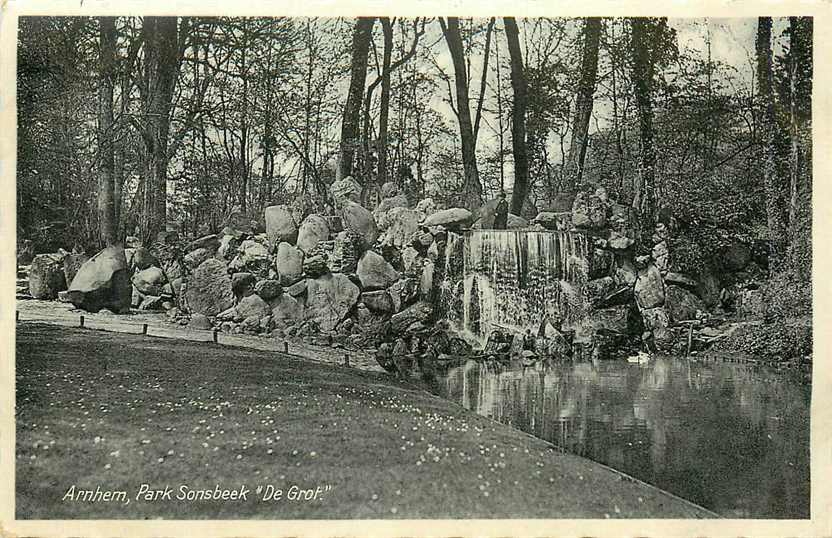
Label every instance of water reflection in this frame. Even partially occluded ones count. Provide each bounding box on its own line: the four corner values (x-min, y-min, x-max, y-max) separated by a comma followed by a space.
435, 357, 810, 518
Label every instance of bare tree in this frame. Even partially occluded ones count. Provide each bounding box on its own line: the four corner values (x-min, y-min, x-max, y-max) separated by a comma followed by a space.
439, 17, 482, 210
338, 17, 375, 181
630, 18, 657, 242
563, 17, 602, 190
503, 17, 530, 215
97, 17, 117, 246
137, 16, 180, 243
755, 17, 786, 265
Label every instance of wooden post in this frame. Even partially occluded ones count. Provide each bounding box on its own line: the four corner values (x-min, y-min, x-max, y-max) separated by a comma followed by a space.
142, 323, 148, 335
80, 315, 85, 328
344, 353, 350, 367
685, 324, 694, 356
283, 341, 289, 354
213, 330, 218, 343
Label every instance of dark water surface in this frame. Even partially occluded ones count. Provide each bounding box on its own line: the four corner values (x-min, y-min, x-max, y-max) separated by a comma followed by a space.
432, 357, 810, 518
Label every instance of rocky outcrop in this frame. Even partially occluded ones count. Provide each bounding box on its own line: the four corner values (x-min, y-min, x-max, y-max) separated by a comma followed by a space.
373, 194, 409, 228
132, 266, 166, 296
330, 176, 361, 208
237, 293, 271, 321
341, 202, 378, 251
390, 301, 432, 332
255, 279, 282, 301
67, 245, 131, 313
634, 264, 665, 310
666, 284, 705, 321
29, 253, 67, 299
357, 250, 400, 291
183, 247, 213, 270
231, 272, 256, 299
265, 205, 298, 247
184, 258, 235, 316
422, 208, 473, 231
269, 293, 302, 326
571, 191, 608, 230
62, 252, 89, 288
305, 273, 360, 332
296, 214, 330, 254
229, 239, 271, 277
275, 242, 304, 286
361, 290, 395, 313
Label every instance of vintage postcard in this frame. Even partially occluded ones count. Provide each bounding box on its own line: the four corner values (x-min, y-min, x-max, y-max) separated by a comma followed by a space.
1, 0, 829, 536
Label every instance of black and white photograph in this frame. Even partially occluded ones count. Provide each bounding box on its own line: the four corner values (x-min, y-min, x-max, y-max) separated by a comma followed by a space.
4, 3, 823, 534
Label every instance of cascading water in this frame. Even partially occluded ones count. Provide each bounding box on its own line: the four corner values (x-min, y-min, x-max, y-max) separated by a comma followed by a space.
438, 230, 590, 347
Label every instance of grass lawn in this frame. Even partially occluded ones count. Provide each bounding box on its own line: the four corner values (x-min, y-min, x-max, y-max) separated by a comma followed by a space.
16, 323, 713, 519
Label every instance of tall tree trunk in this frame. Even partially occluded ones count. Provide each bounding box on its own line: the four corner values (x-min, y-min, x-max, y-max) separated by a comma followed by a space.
377, 18, 394, 188
338, 17, 375, 181
98, 16, 117, 246
563, 17, 602, 191
504, 17, 529, 215
440, 17, 482, 210
140, 16, 179, 244
787, 16, 813, 281
630, 18, 657, 246
755, 17, 787, 265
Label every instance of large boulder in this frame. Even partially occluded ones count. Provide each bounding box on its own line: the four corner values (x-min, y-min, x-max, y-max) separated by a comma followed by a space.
361, 290, 395, 313
652, 240, 670, 275
572, 304, 636, 345
29, 253, 67, 299
613, 255, 638, 287
357, 250, 400, 291
183, 247, 213, 270
66, 245, 131, 313
305, 273, 360, 332
330, 176, 362, 208
132, 266, 167, 296
390, 301, 433, 332
666, 284, 705, 322
188, 313, 213, 330
265, 205, 298, 247
342, 202, 378, 250
571, 191, 607, 230
236, 294, 271, 321
421, 208, 473, 231
415, 198, 438, 216
296, 214, 330, 254
275, 242, 304, 286
217, 234, 241, 260
62, 253, 89, 291
184, 258, 235, 317
269, 293, 302, 326
330, 230, 362, 274
229, 239, 271, 277
231, 272, 257, 299
634, 264, 665, 310
373, 194, 410, 229
380, 208, 424, 248
255, 279, 282, 301
533, 211, 571, 231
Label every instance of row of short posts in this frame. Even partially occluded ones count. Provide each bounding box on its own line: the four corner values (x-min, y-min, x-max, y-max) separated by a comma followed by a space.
24, 311, 353, 368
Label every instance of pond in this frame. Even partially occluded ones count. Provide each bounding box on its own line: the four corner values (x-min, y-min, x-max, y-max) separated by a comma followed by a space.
431, 356, 810, 518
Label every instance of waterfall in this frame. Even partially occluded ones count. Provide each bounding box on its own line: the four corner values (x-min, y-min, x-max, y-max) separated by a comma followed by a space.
438, 230, 589, 346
